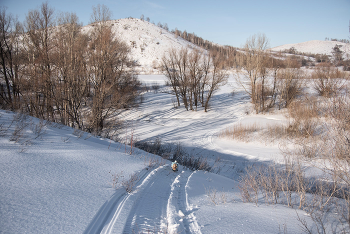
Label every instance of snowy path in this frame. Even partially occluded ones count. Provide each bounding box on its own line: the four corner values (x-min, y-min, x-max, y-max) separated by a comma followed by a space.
167, 171, 201, 234
84, 165, 199, 234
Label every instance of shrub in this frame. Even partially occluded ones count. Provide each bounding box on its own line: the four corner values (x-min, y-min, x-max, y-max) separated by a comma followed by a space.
277, 68, 304, 108
289, 95, 350, 231
219, 98, 321, 142
135, 138, 211, 171
239, 159, 350, 232
109, 171, 139, 193
122, 173, 139, 193
286, 99, 320, 138
311, 65, 347, 97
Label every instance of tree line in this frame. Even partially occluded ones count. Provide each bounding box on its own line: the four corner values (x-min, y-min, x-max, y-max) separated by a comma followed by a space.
160, 33, 309, 114
236, 33, 349, 114
171, 28, 240, 69
0, 3, 141, 134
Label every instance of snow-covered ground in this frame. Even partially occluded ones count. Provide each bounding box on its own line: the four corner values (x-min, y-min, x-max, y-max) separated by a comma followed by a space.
120, 75, 289, 177
3, 16, 350, 234
0, 74, 319, 234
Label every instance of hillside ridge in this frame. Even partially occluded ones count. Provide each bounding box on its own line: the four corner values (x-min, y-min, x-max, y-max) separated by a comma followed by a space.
271, 39, 350, 56
82, 18, 200, 74
82, 18, 349, 70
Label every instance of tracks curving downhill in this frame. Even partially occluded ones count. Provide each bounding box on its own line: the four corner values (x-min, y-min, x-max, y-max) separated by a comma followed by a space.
84, 165, 200, 234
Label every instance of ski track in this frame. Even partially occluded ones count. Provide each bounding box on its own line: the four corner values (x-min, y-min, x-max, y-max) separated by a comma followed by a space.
122, 166, 175, 233
83, 168, 151, 234
185, 171, 202, 234
167, 170, 201, 234
85, 165, 200, 234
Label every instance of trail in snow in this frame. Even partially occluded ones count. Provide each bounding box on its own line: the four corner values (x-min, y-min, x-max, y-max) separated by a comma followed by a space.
167, 170, 201, 234
83, 168, 151, 234
85, 165, 199, 234
121, 166, 175, 233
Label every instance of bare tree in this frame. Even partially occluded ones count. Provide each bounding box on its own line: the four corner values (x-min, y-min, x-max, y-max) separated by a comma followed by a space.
175, 48, 190, 110
23, 2, 56, 120
87, 6, 140, 133
162, 48, 227, 112
53, 12, 88, 129
203, 51, 228, 112
0, 7, 22, 110
236, 33, 271, 113
332, 44, 343, 66
265, 56, 285, 109
256, 52, 271, 112
187, 49, 203, 110
90, 4, 112, 24
162, 48, 181, 107
163, 23, 168, 31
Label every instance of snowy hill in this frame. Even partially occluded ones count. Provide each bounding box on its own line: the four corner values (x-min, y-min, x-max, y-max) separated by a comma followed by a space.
271, 40, 350, 57
82, 18, 200, 74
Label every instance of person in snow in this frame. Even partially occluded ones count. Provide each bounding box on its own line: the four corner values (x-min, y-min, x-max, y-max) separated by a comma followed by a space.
171, 160, 178, 172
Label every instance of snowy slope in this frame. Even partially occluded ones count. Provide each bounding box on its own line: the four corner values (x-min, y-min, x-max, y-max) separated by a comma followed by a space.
81, 18, 200, 74
0, 111, 147, 233
119, 75, 287, 177
0, 75, 315, 233
271, 40, 350, 56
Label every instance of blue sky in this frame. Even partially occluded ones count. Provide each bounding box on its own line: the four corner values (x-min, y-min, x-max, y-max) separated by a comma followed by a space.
1, 0, 349, 48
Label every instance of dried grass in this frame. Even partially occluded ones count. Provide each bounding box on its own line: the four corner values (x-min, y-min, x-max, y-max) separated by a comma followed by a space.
218, 123, 262, 142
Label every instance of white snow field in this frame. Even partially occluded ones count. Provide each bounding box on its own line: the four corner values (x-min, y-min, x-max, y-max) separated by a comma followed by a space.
0, 74, 318, 234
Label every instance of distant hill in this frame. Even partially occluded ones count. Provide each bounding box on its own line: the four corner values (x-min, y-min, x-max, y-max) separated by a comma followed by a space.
82, 18, 200, 74
271, 40, 350, 57
82, 19, 349, 72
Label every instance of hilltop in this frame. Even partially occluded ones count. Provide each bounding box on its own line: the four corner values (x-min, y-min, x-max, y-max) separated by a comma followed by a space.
82, 18, 200, 74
